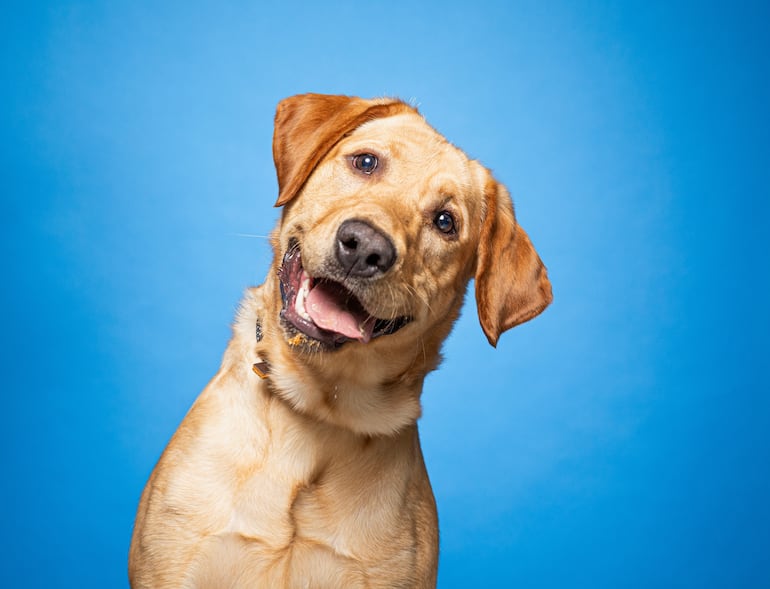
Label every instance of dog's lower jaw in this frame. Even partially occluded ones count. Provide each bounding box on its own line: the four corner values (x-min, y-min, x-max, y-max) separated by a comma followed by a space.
242, 280, 432, 437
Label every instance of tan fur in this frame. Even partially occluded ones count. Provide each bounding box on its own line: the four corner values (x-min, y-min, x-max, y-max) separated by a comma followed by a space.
129, 94, 552, 588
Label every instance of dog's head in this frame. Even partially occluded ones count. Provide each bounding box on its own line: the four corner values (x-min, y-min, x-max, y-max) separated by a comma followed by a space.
269, 93, 551, 359
253, 93, 553, 433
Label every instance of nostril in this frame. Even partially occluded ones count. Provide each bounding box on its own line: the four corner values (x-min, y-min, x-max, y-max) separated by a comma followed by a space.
365, 253, 380, 267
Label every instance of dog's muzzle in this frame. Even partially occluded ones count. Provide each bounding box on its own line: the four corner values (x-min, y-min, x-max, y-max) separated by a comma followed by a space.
278, 240, 411, 348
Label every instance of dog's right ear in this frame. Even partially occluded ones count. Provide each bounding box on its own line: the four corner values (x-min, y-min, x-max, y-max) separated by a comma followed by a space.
272, 93, 415, 207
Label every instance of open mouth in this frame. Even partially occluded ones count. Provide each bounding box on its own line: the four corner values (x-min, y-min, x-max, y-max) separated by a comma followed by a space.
278, 243, 411, 348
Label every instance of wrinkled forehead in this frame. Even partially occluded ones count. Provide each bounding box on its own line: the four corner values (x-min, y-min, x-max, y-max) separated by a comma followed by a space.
341, 112, 472, 175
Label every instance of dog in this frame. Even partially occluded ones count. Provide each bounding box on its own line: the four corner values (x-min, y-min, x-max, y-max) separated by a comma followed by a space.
129, 93, 552, 588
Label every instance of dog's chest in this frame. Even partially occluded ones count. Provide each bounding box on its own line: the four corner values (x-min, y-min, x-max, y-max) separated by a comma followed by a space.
196, 402, 417, 586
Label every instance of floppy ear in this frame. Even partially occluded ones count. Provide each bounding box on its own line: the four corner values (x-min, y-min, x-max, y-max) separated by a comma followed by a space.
272, 93, 416, 207
475, 177, 553, 347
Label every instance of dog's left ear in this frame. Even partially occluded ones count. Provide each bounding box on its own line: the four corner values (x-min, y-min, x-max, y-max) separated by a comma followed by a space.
272, 93, 415, 207
475, 177, 553, 347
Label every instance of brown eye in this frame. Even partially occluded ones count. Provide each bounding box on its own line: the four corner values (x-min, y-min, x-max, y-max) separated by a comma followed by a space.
352, 153, 378, 174
434, 211, 456, 234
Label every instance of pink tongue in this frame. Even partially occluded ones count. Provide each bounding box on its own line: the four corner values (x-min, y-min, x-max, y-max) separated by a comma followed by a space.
306, 282, 375, 343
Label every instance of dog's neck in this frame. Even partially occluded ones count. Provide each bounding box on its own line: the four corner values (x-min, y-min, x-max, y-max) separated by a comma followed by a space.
231, 283, 445, 437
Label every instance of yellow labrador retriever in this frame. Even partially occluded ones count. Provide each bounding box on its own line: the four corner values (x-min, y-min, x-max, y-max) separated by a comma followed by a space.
129, 93, 552, 588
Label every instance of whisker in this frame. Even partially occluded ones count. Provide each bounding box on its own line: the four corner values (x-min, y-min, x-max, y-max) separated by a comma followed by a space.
403, 283, 432, 315
229, 232, 271, 239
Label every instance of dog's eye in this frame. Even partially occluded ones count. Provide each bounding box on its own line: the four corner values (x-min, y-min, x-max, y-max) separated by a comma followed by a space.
434, 211, 456, 234
352, 153, 378, 175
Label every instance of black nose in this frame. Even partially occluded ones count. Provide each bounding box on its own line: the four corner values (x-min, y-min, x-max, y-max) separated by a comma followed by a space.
335, 220, 396, 278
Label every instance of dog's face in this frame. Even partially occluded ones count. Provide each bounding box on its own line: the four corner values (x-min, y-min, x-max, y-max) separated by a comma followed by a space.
268, 94, 551, 363
276, 111, 485, 354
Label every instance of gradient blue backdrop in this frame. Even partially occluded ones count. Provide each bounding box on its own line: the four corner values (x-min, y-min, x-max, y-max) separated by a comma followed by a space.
3, 1, 768, 587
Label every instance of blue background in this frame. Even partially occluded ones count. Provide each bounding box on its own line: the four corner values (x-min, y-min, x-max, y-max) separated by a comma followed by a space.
3, 1, 768, 587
